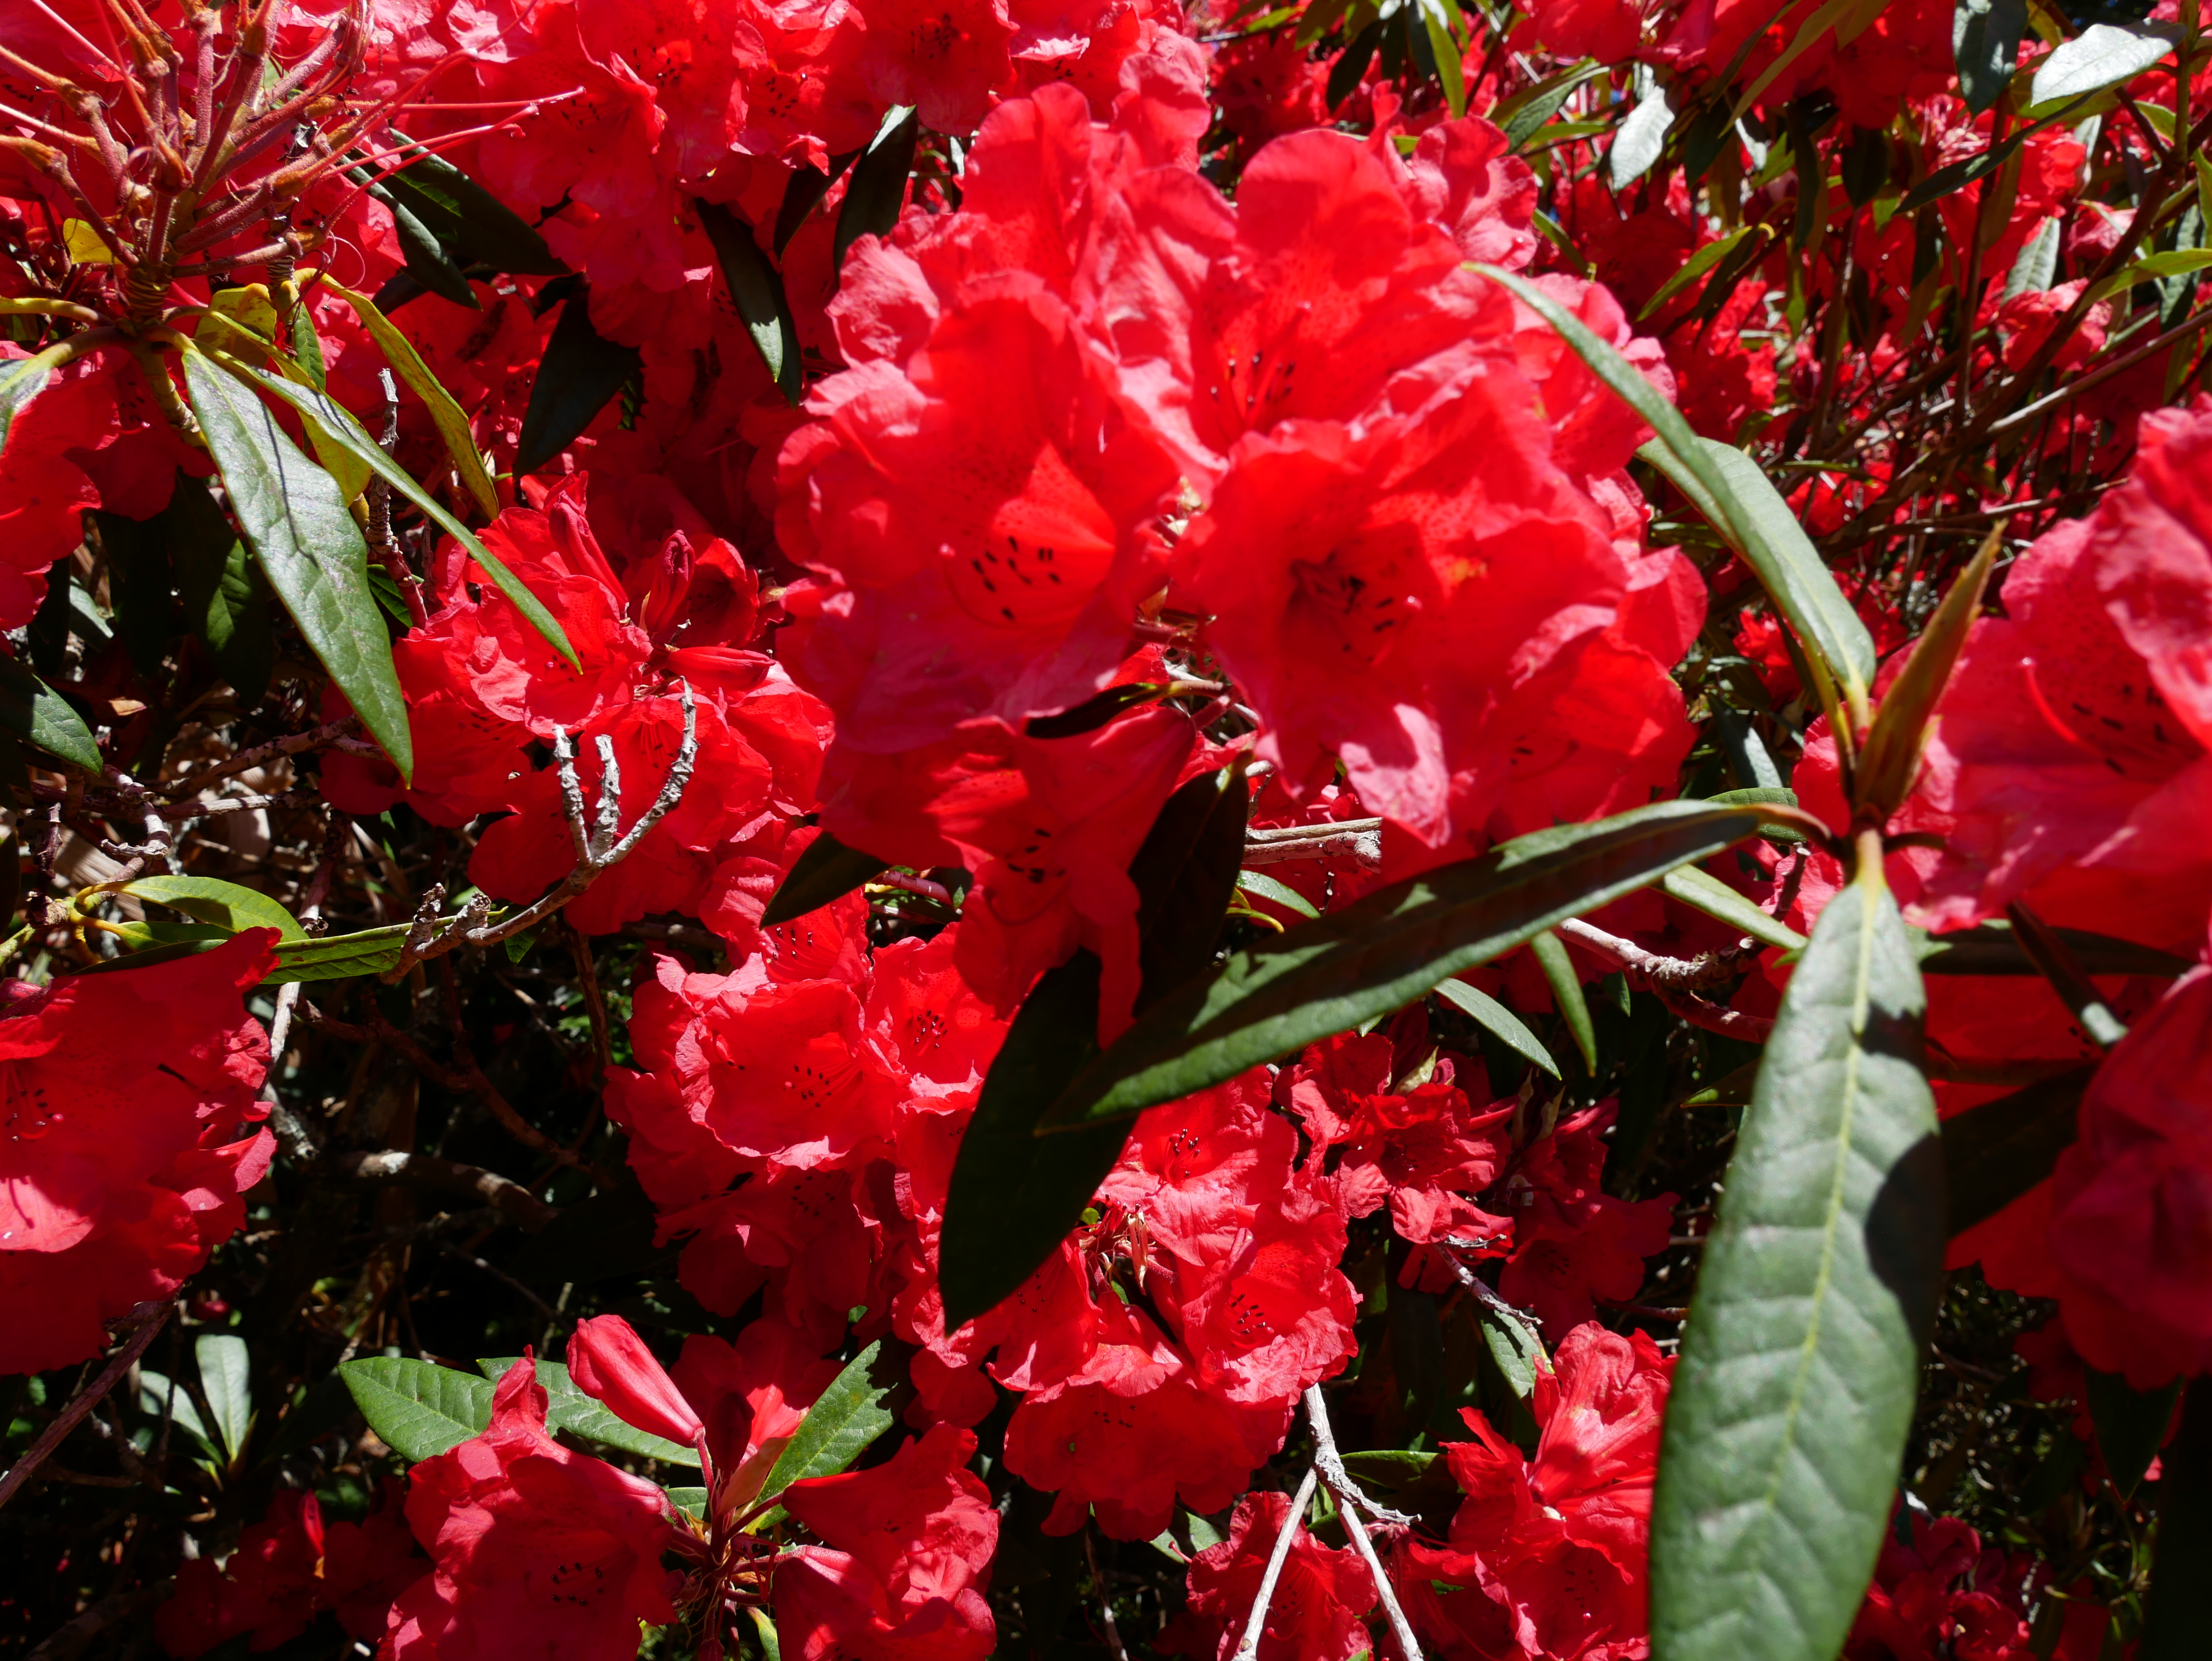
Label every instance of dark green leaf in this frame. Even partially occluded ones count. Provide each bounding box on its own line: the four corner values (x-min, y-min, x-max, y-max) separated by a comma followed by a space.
758, 1341, 899, 1500
1131, 765, 1250, 1012
775, 152, 859, 255
475, 1358, 701, 1466
0, 340, 69, 451
166, 473, 273, 705
196, 1333, 252, 1463
1651, 867, 1944, 1661
516, 285, 642, 475
114, 874, 305, 940
2143, 1379, 2212, 1661
833, 106, 919, 275
2084, 1369, 2180, 1499
1236, 869, 1321, 922
1416, 0, 1466, 118
0, 653, 101, 772
761, 831, 891, 927
1918, 923, 2191, 978
392, 197, 481, 308
1840, 126, 1890, 206
264, 922, 412, 984
1940, 1065, 2094, 1236
1327, 17, 1383, 107
243, 367, 577, 667
338, 1357, 492, 1462
1955, 0, 2027, 112
1434, 978, 1560, 1077
663, 1486, 709, 1519
1530, 928, 1597, 1072
94, 509, 179, 678
325, 281, 500, 518
1662, 865, 1807, 952
1496, 58, 1603, 150
180, 350, 413, 783
1856, 528, 1999, 819
383, 150, 566, 276
1024, 682, 1168, 739
1898, 117, 2050, 211
1039, 800, 1778, 1132
698, 200, 801, 403
2004, 902, 2129, 1048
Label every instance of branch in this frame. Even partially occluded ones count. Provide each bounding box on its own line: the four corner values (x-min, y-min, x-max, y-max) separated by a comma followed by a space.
1303, 1384, 1424, 1661
1555, 916, 1757, 993
0, 1302, 172, 1512
1233, 1466, 1321, 1661
332, 1150, 556, 1230
1243, 818, 1383, 869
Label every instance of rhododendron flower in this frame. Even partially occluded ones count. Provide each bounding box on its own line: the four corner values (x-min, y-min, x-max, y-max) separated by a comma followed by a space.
0, 931, 275, 1375
1159, 1487, 1378, 1661
2048, 964, 2212, 1389
382, 1357, 685, 1660
1403, 1322, 1671, 1660
774, 1424, 999, 1660
1498, 1102, 1675, 1342
1843, 1510, 2033, 1661
156, 1485, 424, 1658
567, 1313, 707, 1450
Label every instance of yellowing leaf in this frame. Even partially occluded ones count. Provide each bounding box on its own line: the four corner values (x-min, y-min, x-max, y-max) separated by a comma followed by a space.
63, 219, 114, 264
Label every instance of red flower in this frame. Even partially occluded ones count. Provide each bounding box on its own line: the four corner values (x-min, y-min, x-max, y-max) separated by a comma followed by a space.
2049, 963, 2212, 1389
1159, 1487, 1379, 1661
155, 1485, 425, 1658
567, 1313, 707, 1451
1404, 1322, 1671, 1661
382, 1357, 685, 1661
1495, 1103, 1673, 1343
854, 0, 1015, 132
1844, 1510, 2033, 1661
773, 1424, 999, 1661
0, 932, 275, 1375
672, 1317, 844, 1487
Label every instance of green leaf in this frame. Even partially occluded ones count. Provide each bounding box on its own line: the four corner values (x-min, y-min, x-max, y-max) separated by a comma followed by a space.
1339, 1449, 1443, 1485
166, 473, 273, 706
195, 1333, 253, 1463
138, 1368, 217, 1455
338, 1357, 493, 1463
2085, 1369, 2180, 1500
940, 951, 1127, 1330
1131, 765, 1251, 1011
1640, 224, 1768, 321
0, 653, 100, 772
1040, 800, 1779, 1133
698, 199, 802, 403
1855, 528, 1999, 819
242, 365, 578, 667
1496, 59, 1603, 150
324, 280, 500, 520
93, 509, 180, 679
1954, 0, 2027, 114
1650, 865, 1944, 1661
663, 1485, 710, 1519
2120, 246, 2212, 283
833, 106, 919, 274
1918, 922, 2193, 978
1530, 928, 1598, 1072
774, 152, 860, 255
1435, 977, 1560, 1078
114, 874, 305, 940
758, 1341, 898, 1500
2002, 216, 2061, 300
1476, 1304, 1548, 1401
2004, 902, 2130, 1049
1610, 84, 1676, 190
180, 350, 414, 784
1476, 266, 1875, 706
1663, 866, 1807, 952
1025, 682, 1169, 739
391, 197, 481, 308
1416, 0, 1466, 118
476, 1358, 701, 1466
382, 150, 566, 276
2029, 20, 2178, 109
264, 922, 411, 984
1237, 869, 1321, 921
1941, 1065, 2094, 1237
2143, 1381, 2212, 1661
1897, 104, 2078, 211
0, 340, 70, 451
516, 284, 642, 475
761, 832, 892, 927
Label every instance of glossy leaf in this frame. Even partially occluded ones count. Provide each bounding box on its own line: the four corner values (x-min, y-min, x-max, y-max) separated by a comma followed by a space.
1897, 118, 2040, 210
2085, 1369, 2180, 1499
139, 1368, 217, 1455
2005, 902, 2130, 1049
1940, 1065, 2093, 1236
1435, 977, 1560, 1078
1954, 0, 2026, 113
476, 1358, 701, 1467
391, 197, 480, 308
1531, 928, 1598, 1072
112, 874, 305, 941
1039, 800, 1780, 1133
1416, 0, 1467, 117
758, 1341, 898, 1500
516, 285, 642, 475
243, 365, 577, 667
1662, 866, 1808, 952
1856, 527, 1999, 819
833, 106, 919, 274
1477, 267, 1874, 704
183, 352, 413, 782
1919, 920, 2192, 978
325, 281, 500, 519
0, 340, 70, 450
1651, 864, 1943, 1661
1025, 682, 1168, 738
1610, 84, 1675, 189
699, 200, 802, 403
1236, 869, 1322, 921
264, 922, 411, 984
196, 1333, 253, 1462
774, 151, 859, 255
0, 653, 100, 772
339, 1357, 493, 1463
166, 473, 274, 706
1131, 765, 1250, 1013
2029, 21, 2178, 108
761, 831, 891, 927
1640, 224, 1768, 320
382, 150, 566, 276
1496, 59, 1604, 149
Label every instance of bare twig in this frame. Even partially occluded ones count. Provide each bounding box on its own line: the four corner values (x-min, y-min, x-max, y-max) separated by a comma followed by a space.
1303, 1384, 1423, 1661
154, 718, 362, 799
1233, 1466, 1321, 1661
332, 1150, 556, 1230
1084, 1525, 1130, 1661
1555, 916, 1757, 994
0, 1302, 171, 1512
1243, 818, 1384, 869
